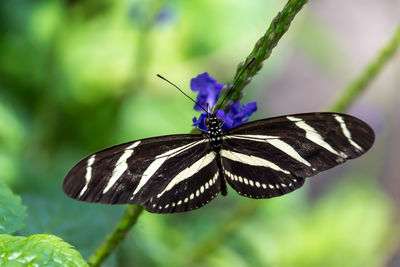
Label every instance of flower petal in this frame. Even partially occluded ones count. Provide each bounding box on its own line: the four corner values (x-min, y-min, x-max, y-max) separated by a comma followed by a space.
232, 102, 258, 127
190, 73, 223, 111
215, 110, 234, 130
192, 113, 209, 131
190, 73, 257, 131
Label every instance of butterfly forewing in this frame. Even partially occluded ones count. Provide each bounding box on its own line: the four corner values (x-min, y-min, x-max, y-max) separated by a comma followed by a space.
63, 134, 221, 212
221, 113, 374, 199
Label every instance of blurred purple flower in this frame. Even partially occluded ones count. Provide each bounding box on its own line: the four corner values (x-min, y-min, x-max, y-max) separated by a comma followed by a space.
129, 4, 177, 28
191, 72, 223, 111
191, 73, 257, 131
155, 7, 174, 24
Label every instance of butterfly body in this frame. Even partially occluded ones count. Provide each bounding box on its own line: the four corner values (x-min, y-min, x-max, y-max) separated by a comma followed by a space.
204, 115, 224, 152
63, 112, 374, 213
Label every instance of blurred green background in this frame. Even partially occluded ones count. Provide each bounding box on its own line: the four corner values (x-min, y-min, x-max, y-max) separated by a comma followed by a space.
1, 0, 399, 266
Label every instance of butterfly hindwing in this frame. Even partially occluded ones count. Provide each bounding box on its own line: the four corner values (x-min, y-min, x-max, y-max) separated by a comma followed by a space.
221, 148, 305, 198
221, 112, 374, 199
144, 150, 220, 213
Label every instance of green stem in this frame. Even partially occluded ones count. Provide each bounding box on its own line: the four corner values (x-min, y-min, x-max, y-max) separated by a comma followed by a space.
218, 0, 308, 111
87, 205, 144, 267
329, 26, 400, 112
185, 200, 261, 265
187, 24, 400, 267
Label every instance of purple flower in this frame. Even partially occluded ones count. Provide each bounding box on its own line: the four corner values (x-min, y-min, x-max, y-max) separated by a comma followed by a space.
191, 72, 257, 131
191, 72, 224, 111
221, 101, 258, 130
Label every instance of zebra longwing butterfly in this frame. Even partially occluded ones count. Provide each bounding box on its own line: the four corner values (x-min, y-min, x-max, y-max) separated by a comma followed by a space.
63, 112, 374, 213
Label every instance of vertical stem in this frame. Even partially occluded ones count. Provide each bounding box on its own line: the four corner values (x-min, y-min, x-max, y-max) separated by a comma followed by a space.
87, 205, 144, 267
329, 26, 400, 112
185, 200, 261, 265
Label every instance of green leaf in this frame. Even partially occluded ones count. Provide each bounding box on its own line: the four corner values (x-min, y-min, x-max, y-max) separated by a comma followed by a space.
0, 234, 88, 266
20, 192, 124, 261
0, 181, 26, 234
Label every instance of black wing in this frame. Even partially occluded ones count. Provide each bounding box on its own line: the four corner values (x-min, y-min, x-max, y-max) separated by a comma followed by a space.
63, 134, 221, 213
221, 112, 375, 199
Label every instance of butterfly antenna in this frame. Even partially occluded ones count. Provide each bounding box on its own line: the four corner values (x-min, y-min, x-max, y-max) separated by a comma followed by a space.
156, 74, 210, 115
216, 57, 255, 112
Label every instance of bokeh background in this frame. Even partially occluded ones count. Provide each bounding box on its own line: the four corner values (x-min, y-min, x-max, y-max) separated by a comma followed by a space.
1, 0, 399, 266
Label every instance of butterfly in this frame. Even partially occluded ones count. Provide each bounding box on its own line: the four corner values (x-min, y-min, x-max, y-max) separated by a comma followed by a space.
63, 111, 374, 213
